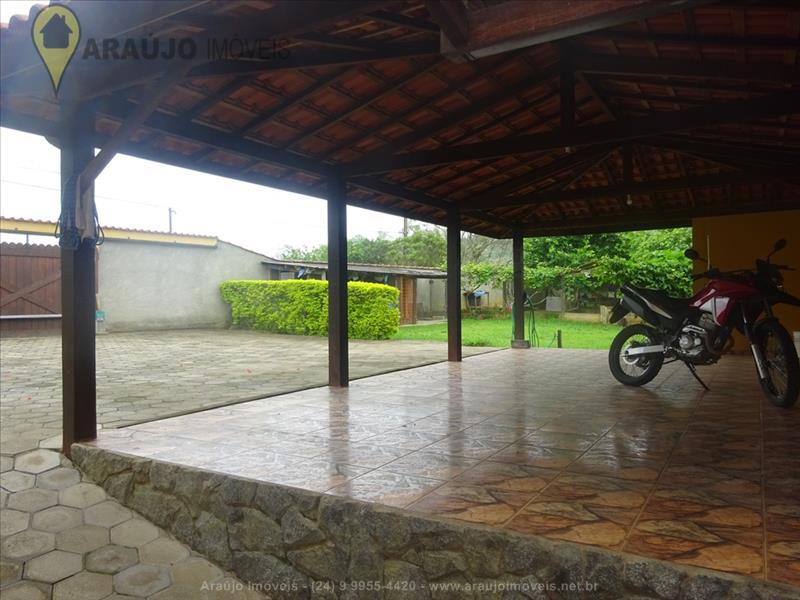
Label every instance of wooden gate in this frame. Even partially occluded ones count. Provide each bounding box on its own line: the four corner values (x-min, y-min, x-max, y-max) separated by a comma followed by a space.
0, 243, 61, 336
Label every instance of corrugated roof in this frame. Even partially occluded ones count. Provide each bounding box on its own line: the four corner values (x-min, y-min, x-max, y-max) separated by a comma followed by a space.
262, 257, 446, 278
0, 216, 218, 246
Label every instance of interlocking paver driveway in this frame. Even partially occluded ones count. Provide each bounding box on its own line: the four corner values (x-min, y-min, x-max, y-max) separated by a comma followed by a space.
1, 329, 491, 599
1, 330, 492, 450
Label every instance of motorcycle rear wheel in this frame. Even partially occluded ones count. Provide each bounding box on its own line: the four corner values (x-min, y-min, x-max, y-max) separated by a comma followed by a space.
755, 320, 799, 408
609, 324, 664, 386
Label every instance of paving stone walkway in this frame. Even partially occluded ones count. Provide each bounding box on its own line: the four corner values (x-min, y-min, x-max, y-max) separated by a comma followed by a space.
1, 446, 265, 599
0, 330, 492, 452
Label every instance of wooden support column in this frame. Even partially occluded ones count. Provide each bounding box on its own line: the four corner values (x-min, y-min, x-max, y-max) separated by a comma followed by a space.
511, 231, 530, 348
328, 177, 349, 386
61, 104, 97, 455
447, 207, 462, 362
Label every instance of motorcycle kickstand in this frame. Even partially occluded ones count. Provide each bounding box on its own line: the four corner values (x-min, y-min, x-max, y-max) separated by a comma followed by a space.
685, 362, 710, 391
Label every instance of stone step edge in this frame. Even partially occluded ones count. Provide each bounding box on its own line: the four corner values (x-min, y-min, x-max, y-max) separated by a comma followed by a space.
71, 444, 799, 600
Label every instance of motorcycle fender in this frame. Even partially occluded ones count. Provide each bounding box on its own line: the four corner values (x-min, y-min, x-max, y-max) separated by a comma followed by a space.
773, 289, 800, 307
609, 300, 628, 323
753, 317, 780, 339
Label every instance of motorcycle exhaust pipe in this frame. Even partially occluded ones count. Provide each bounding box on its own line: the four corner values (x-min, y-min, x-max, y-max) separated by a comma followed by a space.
623, 344, 665, 357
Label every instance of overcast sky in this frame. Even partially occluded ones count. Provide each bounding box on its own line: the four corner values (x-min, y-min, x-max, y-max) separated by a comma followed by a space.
0, 0, 408, 257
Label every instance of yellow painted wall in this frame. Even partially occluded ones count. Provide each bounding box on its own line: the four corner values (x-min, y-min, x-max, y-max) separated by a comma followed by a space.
692, 210, 800, 351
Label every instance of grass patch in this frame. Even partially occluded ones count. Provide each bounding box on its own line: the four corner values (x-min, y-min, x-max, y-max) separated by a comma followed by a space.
394, 314, 622, 350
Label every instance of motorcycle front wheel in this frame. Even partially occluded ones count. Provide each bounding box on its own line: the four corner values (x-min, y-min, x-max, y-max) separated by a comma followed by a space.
609, 324, 664, 386
755, 320, 799, 408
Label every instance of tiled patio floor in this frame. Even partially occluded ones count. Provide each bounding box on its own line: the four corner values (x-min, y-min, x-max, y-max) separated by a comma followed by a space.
88, 348, 800, 588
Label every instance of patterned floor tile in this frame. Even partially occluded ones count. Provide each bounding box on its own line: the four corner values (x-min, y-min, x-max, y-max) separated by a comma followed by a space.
408, 484, 532, 525
568, 450, 665, 482
491, 443, 581, 470
328, 470, 443, 507
505, 473, 651, 549
625, 487, 764, 576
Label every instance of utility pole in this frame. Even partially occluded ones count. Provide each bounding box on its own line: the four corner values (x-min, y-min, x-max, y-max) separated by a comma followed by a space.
168, 208, 176, 233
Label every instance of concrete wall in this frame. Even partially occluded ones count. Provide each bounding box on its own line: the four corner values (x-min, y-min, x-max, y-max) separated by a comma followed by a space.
692, 210, 800, 350
416, 279, 508, 319
416, 278, 445, 318
97, 240, 267, 332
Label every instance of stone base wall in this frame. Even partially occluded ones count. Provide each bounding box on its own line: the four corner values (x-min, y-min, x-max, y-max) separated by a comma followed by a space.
72, 444, 798, 600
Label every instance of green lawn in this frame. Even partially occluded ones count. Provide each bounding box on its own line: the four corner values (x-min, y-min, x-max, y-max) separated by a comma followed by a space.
394, 314, 622, 349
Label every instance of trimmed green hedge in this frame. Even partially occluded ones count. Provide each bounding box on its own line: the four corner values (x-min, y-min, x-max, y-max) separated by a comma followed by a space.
220, 279, 399, 340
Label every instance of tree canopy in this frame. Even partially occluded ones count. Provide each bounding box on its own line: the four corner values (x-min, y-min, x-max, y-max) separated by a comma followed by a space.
280, 226, 694, 302
280, 226, 447, 267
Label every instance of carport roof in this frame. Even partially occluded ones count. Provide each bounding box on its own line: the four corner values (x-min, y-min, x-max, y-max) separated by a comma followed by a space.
1, 0, 799, 238
262, 257, 447, 278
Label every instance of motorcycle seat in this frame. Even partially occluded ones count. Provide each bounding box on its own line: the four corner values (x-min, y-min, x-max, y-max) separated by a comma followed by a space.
624, 284, 690, 318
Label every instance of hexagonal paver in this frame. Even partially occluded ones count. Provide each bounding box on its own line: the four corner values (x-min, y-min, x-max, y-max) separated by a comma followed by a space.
7, 488, 58, 513
0, 471, 36, 493
1, 581, 50, 600
86, 544, 139, 575
84, 500, 132, 528
0, 508, 30, 536
53, 572, 112, 600
14, 450, 61, 475
36, 468, 80, 491
170, 556, 223, 586
24, 550, 83, 584
1, 529, 55, 560
1, 455, 13, 472
31, 506, 83, 533
56, 525, 109, 554
58, 483, 106, 508
113, 564, 171, 597
110, 519, 159, 548
139, 537, 189, 566
0, 558, 22, 587
1, 488, 8, 508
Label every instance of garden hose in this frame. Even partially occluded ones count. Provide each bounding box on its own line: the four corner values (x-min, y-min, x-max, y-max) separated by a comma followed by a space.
511, 294, 540, 347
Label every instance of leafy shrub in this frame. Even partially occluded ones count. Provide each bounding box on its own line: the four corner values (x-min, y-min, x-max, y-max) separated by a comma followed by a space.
220, 279, 399, 340
347, 281, 400, 339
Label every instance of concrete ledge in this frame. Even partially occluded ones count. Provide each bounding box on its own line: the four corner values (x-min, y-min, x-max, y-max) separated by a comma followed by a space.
72, 444, 799, 600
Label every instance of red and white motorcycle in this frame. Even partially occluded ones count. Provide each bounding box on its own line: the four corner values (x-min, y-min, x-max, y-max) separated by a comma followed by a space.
608, 239, 800, 407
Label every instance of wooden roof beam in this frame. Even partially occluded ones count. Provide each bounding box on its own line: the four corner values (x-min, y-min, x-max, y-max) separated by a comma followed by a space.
467, 168, 797, 211
99, 96, 333, 177
434, 0, 706, 60
460, 144, 617, 207
574, 54, 800, 84
641, 135, 800, 168
519, 196, 788, 237
350, 177, 514, 233
343, 90, 800, 175
587, 31, 800, 49
188, 41, 439, 77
